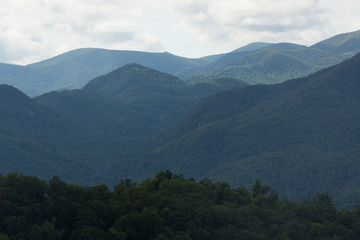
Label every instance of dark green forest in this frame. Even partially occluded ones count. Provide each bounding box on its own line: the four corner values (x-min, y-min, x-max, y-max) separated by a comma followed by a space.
1, 30, 360, 219
136, 52, 360, 208
1, 49, 360, 208
1, 171, 360, 240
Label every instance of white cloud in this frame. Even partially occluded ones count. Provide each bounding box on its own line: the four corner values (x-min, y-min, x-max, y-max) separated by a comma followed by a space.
0, 0, 164, 64
0, 0, 359, 64
165, 0, 360, 55
171, 0, 328, 49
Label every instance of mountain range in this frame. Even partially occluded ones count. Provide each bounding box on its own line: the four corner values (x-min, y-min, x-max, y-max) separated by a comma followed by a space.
179, 30, 360, 83
0, 49, 208, 96
140, 52, 360, 207
0, 64, 247, 185
1, 30, 360, 207
0, 30, 360, 96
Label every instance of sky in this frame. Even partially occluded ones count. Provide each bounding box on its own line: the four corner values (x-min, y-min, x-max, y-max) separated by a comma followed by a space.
1, 0, 359, 65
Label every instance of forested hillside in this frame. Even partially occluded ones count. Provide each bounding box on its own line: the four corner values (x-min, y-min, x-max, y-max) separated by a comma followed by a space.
311, 29, 360, 56
0, 49, 215, 96
0, 64, 247, 187
38, 63, 247, 135
0, 30, 360, 96
180, 30, 360, 84
1, 37, 360, 208
142, 52, 360, 207
0, 171, 359, 240
182, 43, 346, 84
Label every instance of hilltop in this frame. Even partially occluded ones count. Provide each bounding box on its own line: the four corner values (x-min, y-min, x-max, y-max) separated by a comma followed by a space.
0, 30, 360, 96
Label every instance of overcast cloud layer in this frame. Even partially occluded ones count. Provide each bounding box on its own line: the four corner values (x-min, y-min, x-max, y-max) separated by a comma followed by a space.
1, 0, 359, 64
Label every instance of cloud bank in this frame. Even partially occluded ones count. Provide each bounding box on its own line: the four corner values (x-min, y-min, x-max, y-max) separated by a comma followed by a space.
0, 0, 359, 64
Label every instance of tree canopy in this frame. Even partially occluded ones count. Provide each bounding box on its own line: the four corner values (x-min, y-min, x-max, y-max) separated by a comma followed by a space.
0, 171, 359, 239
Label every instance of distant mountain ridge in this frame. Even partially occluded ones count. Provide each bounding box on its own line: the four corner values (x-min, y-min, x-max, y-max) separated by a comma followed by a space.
0, 63, 246, 184
311, 29, 360, 56
0, 30, 360, 96
138, 52, 360, 207
0, 48, 222, 96
1, 52, 360, 207
82, 63, 247, 127
180, 42, 348, 83
174, 42, 308, 80
25, 49, 213, 96
83, 63, 186, 102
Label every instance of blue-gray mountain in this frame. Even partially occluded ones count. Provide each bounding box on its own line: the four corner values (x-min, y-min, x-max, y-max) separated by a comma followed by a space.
0, 49, 221, 96
311, 29, 360, 56
0, 64, 247, 185
1, 52, 360, 207
179, 30, 360, 82
142, 52, 360, 208
1, 31, 360, 208
180, 46, 344, 84
0, 84, 102, 184
39, 63, 247, 135
1, 30, 360, 96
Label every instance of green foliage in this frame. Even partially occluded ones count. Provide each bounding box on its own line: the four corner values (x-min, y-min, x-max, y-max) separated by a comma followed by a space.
0, 233, 10, 240
1, 30, 360, 96
312, 29, 360, 55
0, 64, 247, 188
0, 171, 360, 239
185, 46, 347, 85
1, 64, 247, 188
29, 221, 61, 240
81, 63, 247, 127
147, 52, 360, 207
180, 30, 360, 85
1, 48, 203, 96
1, 32, 360, 211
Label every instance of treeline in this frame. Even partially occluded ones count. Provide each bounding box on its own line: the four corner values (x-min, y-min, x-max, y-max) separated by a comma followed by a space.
0, 171, 360, 240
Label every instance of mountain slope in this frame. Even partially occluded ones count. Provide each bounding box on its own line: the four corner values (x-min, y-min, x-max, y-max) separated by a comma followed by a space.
184, 44, 346, 84
36, 64, 247, 135
30, 65, 246, 182
175, 42, 275, 79
311, 29, 360, 56
0, 84, 162, 185
142, 53, 360, 207
0, 84, 64, 137
83, 63, 187, 101
0, 85, 104, 184
0, 63, 46, 95
0, 63, 247, 186
232, 42, 273, 52
28, 48, 205, 74
34, 89, 158, 139
1, 30, 360, 96
211, 47, 344, 84
82, 63, 247, 126
25, 48, 208, 96
181, 31, 360, 85
1, 48, 208, 96
2, 53, 360, 207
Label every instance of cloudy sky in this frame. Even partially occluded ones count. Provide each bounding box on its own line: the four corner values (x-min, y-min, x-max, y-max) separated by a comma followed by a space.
1, 0, 359, 65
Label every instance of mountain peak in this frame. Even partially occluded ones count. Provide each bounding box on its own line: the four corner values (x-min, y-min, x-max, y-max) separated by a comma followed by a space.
232, 42, 272, 53
82, 64, 185, 100
267, 42, 307, 50
0, 84, 56, 123
121, 62, 149, 69
0, 84, 30, 102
